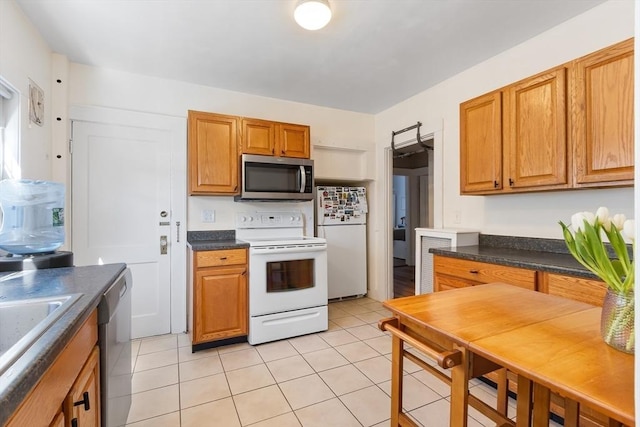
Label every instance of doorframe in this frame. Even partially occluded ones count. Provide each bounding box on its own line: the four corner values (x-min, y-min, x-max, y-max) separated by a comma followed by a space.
69, 105, 187, 334
383, 146, 393, 301
384, 120, 443, 298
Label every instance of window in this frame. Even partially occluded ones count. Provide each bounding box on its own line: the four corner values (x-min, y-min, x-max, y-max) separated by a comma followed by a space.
0, 76, 20, 180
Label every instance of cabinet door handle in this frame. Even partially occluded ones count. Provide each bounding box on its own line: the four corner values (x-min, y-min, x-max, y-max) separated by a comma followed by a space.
73, 391, 91, 411
509, 178, 514, 186
219, 257, 228, 261
71, 419, 78, 427
281, 150, 285, 156
494, 180, 499, 188
469, 269, 479, 274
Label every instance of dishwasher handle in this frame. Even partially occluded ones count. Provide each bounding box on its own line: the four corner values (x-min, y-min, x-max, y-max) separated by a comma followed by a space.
98, 268, 132, 325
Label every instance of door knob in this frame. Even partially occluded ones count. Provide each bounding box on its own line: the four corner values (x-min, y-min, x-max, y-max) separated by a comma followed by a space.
160, 235, 168, 254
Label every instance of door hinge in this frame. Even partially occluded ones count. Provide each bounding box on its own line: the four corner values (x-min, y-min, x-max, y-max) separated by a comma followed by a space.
69, 138, 73, 154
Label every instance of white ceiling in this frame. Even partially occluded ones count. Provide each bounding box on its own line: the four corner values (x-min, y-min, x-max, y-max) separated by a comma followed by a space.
16, 0, 606, 114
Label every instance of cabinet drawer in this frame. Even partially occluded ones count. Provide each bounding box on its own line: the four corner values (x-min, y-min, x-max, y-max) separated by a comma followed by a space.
434, 256, 536, 290
541, 273, 607, 306
434, 273, 483, 291
196, 249, 247, 268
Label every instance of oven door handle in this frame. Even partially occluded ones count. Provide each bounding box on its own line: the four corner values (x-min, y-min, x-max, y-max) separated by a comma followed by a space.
251, 245, 327, 255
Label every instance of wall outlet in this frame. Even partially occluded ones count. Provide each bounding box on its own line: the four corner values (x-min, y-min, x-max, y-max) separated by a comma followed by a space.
201, 209, 215, 223
454, 210, 462, 224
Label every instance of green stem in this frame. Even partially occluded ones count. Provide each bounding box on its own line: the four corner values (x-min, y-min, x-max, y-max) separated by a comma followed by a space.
604, 297, 635, 352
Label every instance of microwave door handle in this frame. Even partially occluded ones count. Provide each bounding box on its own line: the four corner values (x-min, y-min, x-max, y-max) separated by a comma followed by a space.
299, 165, 306, 193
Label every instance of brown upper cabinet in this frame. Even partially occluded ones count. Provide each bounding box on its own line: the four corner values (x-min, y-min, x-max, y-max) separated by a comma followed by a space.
460, 38, 633, 195
277, 122, 311, 158
460, 91, 503, 192
504, 67, 568, 190
461, 67, 569, 194
188, 110, 239, 195
571, 38, 634, 187
241, 119, 310, 159
241, 118, 276, 156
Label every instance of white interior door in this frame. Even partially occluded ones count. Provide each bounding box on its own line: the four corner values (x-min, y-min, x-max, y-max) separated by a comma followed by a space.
72, 120, 172, 338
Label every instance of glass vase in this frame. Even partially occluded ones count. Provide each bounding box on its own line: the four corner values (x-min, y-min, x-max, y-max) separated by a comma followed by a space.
600, 288, 635, 354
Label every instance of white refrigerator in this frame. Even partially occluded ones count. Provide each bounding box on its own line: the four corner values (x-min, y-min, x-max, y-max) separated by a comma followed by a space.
316, 186, 368, 299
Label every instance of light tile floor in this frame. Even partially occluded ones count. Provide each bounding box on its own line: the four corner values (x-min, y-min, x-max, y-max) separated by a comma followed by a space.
125, 297, 559, 427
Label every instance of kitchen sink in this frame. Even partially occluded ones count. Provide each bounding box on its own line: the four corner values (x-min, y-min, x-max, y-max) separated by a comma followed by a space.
0, 293, 82, 376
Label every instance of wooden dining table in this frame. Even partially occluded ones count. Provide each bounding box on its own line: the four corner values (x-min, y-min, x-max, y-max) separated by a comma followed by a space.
380, 283, 635, 427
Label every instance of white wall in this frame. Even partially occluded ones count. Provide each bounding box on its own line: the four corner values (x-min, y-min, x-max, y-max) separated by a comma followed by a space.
68, 64, 375, 232
367, 0, 635, 300
0, 0, 53, 180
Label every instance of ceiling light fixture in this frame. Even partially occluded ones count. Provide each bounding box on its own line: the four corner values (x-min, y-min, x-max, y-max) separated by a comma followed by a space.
294, 0, 332, 31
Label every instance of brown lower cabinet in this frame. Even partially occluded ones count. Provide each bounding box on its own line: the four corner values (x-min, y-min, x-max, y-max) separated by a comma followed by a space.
64, 346, 101, 427
7, 310, 100, 427
539, 271, 608, 306
49, 411, 66, 427
189, 248, 249, 346
433, 255, 612, 426
433, 255, 537, 291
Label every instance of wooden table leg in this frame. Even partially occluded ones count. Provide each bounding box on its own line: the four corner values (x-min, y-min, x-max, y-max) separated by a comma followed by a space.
390, 332, 404, 426
564, 398, 579, 426
516, 376, 532, 427
532, 383, 550, 427
495, 368, 508, 416
449, 345, 469, 427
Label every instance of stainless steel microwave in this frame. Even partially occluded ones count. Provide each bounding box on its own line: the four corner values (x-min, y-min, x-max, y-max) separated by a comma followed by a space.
235, 154, 314, 201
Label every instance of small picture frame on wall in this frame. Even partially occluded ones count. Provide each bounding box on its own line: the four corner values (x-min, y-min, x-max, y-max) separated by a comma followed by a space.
28, 79, 44, 126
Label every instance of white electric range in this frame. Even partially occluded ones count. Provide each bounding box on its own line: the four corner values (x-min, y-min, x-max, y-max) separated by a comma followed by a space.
236, 212, 328, 345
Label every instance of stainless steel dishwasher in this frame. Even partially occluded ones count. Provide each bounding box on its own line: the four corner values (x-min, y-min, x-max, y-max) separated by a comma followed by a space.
98, 268, 132, 427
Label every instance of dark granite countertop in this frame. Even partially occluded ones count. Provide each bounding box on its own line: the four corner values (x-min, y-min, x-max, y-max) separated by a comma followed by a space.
428, 234, 600, 280
0, 263, 126, 425
187, 230, 249, 251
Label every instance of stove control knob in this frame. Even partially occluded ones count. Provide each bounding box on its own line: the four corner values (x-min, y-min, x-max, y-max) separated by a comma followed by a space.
290, 216, 295, 222
248, 216, 254, 222
239, 216, 246, 222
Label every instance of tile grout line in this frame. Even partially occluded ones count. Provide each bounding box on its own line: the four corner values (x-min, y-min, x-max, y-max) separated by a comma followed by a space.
127, 299, 471, 426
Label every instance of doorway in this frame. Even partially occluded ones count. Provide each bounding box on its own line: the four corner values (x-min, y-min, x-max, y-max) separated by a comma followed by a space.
392, 140, 433, 298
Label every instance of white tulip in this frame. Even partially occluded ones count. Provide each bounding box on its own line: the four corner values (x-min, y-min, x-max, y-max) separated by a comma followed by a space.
571, 211, 595, 231
596, 207, 612, 231
622, 219, 635, 242
612, 214, 627, 231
